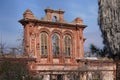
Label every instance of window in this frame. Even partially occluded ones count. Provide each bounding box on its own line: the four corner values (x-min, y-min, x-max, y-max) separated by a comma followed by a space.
52, 33, 60, 57
52, 16, 57, 22
40, 32, 48, 56
64, 35, 71, 57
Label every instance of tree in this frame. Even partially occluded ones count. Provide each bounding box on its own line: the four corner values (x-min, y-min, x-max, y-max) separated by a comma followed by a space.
0, 61, 27, 80
0, 61, 39, 80
0, 42, 6, 57
98, 0, 120, 59
89, 44, 109, 58
98, 1, 120, 79
90, 44, 99, 56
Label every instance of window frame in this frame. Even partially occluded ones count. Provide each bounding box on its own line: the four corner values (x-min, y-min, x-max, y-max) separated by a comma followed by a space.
52, 33, 60, 57
64, 34, 72, 57
40, 32, 48, 57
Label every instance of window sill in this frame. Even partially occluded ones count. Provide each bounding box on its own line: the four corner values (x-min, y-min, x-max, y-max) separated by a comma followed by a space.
41, 55, 48, 58
65, 56, 71, 58
53, 55, 60, 58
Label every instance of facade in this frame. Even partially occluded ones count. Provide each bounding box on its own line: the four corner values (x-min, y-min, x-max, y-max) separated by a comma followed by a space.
19, 8, 115, 80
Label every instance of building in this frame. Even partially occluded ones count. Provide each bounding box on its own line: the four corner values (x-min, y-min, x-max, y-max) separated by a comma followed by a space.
19, 8, 115, 80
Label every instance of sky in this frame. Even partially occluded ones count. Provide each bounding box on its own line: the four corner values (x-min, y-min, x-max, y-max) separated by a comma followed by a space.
0, 0, 103, 51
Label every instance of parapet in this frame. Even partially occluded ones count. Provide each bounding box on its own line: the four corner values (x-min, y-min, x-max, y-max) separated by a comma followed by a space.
42, 8, 65, 22
72, 17, 83, 25
23, 9, 37, 19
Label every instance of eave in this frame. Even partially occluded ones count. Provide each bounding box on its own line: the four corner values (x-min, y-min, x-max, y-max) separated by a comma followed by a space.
19, 19, 87, 29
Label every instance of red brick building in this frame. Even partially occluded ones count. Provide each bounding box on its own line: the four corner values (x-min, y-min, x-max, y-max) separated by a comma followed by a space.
19, 8, 86, 79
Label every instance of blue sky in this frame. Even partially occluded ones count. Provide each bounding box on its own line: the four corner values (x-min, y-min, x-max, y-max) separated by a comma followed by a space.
0, 0, 103, 51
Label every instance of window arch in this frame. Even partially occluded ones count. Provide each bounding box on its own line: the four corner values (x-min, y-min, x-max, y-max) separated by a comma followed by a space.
64, 34, 72, 57
40, 32, 48, 56
52, 33, 60, 57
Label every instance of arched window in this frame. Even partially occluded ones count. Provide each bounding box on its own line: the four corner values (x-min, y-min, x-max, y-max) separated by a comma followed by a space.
64, 35, 71, 57
52, 16, 57, 22
40, 32, 48, 56
52, 33, 60, 56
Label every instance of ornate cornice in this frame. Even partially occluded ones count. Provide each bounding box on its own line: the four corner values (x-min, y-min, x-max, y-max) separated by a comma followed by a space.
19, 19, 87, 29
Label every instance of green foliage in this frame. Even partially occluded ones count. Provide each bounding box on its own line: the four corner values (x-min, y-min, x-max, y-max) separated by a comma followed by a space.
90, 44, 109, 58
90, 44, 100, 55
0, 61, 35, 80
